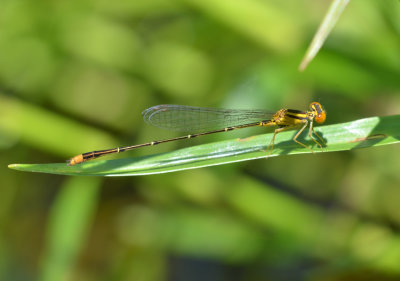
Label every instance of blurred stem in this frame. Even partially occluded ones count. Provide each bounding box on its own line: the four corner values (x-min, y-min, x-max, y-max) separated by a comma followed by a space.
299, 0, 350, 71
39, 177, 101, 281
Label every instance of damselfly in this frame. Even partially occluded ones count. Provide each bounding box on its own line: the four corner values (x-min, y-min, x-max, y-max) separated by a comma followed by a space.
68, 102, 326, 165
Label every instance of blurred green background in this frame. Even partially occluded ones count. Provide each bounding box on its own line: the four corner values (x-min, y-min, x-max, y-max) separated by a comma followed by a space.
1, 0, 400, 280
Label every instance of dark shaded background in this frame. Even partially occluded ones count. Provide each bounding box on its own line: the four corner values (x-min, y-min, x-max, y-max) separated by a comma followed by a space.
1, 0, 400, 280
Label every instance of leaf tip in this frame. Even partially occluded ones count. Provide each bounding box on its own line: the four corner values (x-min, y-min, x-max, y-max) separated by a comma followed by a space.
8, 163, 24, 170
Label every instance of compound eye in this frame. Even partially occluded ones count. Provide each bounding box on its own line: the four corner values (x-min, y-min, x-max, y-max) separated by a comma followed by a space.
309, 102, 326, 123
315, 111, 326, 123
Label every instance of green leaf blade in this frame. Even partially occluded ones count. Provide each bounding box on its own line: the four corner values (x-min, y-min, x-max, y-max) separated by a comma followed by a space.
8, 115, 400, 176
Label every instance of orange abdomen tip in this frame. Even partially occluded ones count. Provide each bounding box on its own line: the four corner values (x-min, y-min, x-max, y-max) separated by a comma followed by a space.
68, 154, 84, 166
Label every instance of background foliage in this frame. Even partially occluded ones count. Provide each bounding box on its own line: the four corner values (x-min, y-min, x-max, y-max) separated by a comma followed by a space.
1, 0, 400, 280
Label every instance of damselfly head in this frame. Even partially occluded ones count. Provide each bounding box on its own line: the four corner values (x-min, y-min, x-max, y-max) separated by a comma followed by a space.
309, 102, 326, 123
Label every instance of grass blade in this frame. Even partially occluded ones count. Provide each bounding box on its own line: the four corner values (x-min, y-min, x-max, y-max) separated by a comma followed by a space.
8, 115, 400, 176
299, 0, 350, 71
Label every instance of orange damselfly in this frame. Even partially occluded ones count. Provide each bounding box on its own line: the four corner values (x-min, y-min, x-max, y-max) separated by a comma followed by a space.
68, 102, 326, 165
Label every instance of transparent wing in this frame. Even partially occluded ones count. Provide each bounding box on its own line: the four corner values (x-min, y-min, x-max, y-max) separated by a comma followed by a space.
142, 104, 273, 132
